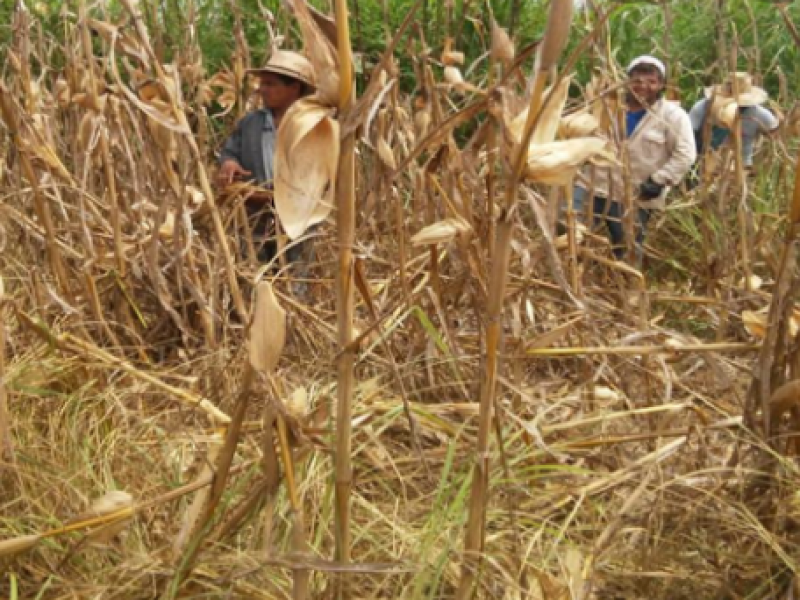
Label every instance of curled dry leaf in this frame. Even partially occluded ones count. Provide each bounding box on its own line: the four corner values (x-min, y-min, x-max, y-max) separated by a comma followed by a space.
525, 138, 612, 185
274, 98, 339, 240
411, 217, 471, 246
249, 282, 286, 373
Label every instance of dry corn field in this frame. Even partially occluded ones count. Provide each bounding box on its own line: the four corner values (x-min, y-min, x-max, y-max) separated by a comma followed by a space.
2, 0, 800, 598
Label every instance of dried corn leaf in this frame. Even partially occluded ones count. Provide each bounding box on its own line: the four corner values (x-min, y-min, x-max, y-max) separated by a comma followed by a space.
291, 0, 339, 106
525, 138, 610, 185
274, 98, 339, 240
411, 218, 471, 246
249, 282, 286, 373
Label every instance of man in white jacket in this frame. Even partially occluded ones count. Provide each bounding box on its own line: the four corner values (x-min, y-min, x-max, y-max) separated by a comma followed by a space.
574, 55, 696, 263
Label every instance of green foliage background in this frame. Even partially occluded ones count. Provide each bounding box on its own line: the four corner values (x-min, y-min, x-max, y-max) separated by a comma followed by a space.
1, 0, 798, 105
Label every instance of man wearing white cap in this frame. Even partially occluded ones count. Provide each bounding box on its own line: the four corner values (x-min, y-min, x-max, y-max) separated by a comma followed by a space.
573, 55, 696, 263
689, 72, 779, 168
217, 50, 316, 263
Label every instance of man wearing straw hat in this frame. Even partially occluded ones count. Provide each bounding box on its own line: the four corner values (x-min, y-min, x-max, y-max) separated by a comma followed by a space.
689, 72, 779, 168
572, 55, 696, 265
216, 49, 315, 264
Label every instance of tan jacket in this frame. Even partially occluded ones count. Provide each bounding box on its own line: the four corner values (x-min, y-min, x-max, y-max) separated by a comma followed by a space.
578, 99, 696, 209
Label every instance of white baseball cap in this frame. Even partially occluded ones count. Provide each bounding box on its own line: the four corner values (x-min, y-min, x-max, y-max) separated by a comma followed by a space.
627, 55, 666, 78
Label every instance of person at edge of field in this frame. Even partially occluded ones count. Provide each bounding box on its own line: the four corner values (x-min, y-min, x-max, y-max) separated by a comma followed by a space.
216, 49, 315, 265
689, 71, 779, 169
572, 55, 697, 265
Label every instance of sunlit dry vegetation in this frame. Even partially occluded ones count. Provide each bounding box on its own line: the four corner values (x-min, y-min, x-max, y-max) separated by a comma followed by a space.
1, 0, 800, 598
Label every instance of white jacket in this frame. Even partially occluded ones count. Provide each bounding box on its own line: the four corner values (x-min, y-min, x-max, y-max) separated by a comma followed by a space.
578, 98, 696, 209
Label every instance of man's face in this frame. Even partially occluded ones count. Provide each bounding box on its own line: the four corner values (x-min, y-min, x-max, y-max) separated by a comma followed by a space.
626, 69, 664, 107
258, 73, 302, 111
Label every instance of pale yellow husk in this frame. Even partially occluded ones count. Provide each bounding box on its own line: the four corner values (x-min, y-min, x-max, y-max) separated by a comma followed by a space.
559, 111, 600, 139
411, 218, 471, 246
274, 97, 340, 240
525, 138, 613, 185
509, 77, 571, 146
249, 282, 287, 373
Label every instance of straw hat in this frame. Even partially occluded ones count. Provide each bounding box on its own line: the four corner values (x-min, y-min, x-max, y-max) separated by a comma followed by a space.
247, 49, 316, 89
704, 72, 767, 107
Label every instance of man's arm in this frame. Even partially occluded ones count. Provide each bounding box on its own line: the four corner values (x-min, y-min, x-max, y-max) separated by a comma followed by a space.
217, 121, 252, 186
752, 105, 780, 136
651, 108, 697, 186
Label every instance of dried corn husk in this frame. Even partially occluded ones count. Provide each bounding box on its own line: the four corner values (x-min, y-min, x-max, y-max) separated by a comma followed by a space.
78, 490, 135, 545
742, 310, 767, 338
286, 386, 309, 419
509, 77, 571, 146
411, 218, 471, 246
274, 98, 340, 240
739, 274, 763, 290
525, 138, 612, 185
444, 66, 465, 87
377, 137, 396, 170
490, 20, 515, 66
415, 108, 432, 138
555, 223, 586, 249
249, 282, 286, 373
0, 534, 42, 558
559, 111, 599, 139
593, 385, 620, 403
158, 211, 177, 239
442, 50, 465, 66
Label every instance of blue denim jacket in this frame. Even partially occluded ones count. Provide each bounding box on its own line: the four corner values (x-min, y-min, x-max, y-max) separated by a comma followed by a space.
219, 109, 276, 185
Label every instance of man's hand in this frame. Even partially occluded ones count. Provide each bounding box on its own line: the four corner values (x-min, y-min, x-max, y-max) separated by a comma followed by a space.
639, 176, 665, 199
217, 160, 252, 187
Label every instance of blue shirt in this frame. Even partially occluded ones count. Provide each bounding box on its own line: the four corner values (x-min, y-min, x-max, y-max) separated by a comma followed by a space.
626, 109, 646, 137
